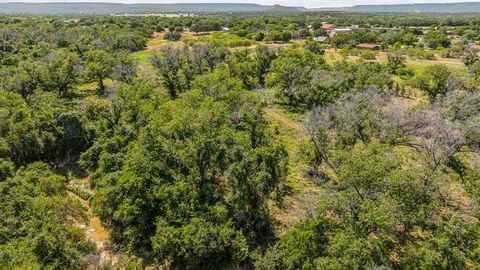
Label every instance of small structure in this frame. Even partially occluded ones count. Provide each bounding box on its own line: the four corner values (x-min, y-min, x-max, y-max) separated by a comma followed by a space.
321, 23, 336, 31
368, 26, 402, 32
63, 18, 81, 23
331, 27, 353, 35
468, 44, 480, 52
220, 26, 230, 32
307, 25, 314, 33
356, 43, 380, 50
446, 30, 456, 39
313, 36, 329, 43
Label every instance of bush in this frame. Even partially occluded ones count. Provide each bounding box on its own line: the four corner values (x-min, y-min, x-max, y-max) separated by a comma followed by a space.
424, 30, 450, 48
182, 38, 197, 46
359, 50, 377, 60
396, 67, 415, 78
404, 47, 435, 60
265, 31, 291, 43
254, 32, 265, 41
0, 158, 14, 181
164, 31, 182, 41
438, 46, 463, 58
313, 29, 327, 37
304, 39, 326, 55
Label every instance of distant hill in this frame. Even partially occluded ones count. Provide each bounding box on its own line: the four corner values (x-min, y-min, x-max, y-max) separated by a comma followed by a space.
348, 2, 480, 13
2, 1, 480, 15
0, 2, 306, 15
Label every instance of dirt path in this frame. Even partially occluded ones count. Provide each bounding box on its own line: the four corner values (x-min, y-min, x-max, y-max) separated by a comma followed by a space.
68, 191, 121, 266
68, 191, 109, 244
263, 107, 323, 231
264, 108, 306, 134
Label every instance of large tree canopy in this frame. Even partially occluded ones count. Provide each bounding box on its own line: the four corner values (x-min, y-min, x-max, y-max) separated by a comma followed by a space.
91, 75, 288, 268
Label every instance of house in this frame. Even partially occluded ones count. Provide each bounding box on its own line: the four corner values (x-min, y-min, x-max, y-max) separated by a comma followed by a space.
313, 36, 329, 43
331, 27, 352, 35
369, 27, 402, 32
63, 18, 81, 23
468, 44, 480, 52
446, 30, 455, 39
321, 23, 336, 31
220, 26, 230, 32
307, 25, 314, 33
356, 43, 380, 50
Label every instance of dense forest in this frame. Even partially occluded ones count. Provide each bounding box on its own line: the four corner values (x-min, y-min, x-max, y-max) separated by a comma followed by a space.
1, 11, 480, 270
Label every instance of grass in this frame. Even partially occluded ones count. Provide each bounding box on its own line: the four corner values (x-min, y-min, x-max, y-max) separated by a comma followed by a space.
78, 79, 113, 94
257, 88, 323, 232
132, 50, 153, 65
266, 108, 323, 232
406, 57, 467, 72
197, 32, 253, 47
324, 48, 467, 72
147, 38, 164, 47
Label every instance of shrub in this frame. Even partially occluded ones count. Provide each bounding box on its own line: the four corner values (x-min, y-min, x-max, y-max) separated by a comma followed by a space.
164, 31, 182, 41
404, 47, 435, 60
359, 50, 377, 60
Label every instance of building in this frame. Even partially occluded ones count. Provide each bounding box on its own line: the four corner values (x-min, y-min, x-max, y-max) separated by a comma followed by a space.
468, 44, 480, 52
63, 18, 81, 23
356, 43, 381, 50
321, 23, 336, 31
220, 26, 230, 32
331, 27, 353, 35
313, 36, 329, 43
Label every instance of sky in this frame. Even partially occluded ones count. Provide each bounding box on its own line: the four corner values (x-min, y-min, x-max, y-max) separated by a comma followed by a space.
0, 0, 477, 8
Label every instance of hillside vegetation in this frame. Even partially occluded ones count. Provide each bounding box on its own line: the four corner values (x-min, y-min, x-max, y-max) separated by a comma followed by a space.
1, 12, 480, 269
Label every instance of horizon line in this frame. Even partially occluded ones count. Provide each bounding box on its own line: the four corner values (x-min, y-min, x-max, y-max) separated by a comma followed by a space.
1, 0, 480, 9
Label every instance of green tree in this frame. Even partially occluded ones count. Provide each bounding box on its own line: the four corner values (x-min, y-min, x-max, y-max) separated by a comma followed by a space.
84, 50, 116, 94
424, 30, 450, 49
228, 49, 257, 89
266, 47, 325, 107
150, 46, 189, 99
387, 53, 406, 74
266, 31, 291, 43
0, 89, 56, 165
164, 30, 182, 41
0, 162, 95, 269
36, 49, 81, 97
413, 64, 451, 100
253, 45, 276, 86
304, 38, 325, 55
91, 83, 287, 267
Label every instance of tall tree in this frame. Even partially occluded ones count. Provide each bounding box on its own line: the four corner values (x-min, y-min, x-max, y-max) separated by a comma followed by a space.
84, 50, 116, 94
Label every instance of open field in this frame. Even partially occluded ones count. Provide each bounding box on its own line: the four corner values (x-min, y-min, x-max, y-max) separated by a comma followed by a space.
137, 30, 469, 76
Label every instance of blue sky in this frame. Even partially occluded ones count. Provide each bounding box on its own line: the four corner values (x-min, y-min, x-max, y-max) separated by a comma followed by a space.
0, 0, 476, 8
